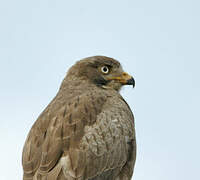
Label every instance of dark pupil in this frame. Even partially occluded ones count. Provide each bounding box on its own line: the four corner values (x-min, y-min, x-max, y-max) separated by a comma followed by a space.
103, 67, 108, 72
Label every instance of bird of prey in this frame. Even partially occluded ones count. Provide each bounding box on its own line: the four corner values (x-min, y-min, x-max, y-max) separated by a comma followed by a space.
22, 56, 136, 180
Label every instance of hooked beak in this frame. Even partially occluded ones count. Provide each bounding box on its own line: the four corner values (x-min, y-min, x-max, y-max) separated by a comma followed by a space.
108, 72, 135, 88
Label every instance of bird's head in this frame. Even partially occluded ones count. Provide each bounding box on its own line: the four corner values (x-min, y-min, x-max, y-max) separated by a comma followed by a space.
65, 56, 135, 91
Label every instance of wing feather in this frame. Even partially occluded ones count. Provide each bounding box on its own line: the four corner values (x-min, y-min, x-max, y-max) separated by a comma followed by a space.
22, 91, 108, 179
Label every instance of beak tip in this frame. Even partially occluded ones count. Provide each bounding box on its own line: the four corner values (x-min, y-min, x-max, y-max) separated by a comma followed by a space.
127, 77, 135, 88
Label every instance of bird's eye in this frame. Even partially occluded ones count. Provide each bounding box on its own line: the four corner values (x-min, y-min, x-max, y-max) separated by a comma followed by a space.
101, 66, 109, 74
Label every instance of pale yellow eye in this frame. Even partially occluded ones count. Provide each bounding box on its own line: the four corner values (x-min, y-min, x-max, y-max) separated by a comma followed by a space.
101, 66, 109, 74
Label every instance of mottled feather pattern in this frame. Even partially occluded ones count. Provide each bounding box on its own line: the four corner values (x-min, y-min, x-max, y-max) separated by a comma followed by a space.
78, 96, 135, 179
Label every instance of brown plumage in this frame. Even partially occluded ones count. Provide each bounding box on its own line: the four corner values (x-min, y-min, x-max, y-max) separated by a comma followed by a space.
22, 56, 136, 180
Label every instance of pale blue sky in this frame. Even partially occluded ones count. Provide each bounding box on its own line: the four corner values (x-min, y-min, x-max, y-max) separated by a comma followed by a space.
0, 0, 200, 179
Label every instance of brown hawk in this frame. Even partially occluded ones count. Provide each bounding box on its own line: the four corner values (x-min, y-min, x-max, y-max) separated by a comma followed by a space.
22, 56, 136, 180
